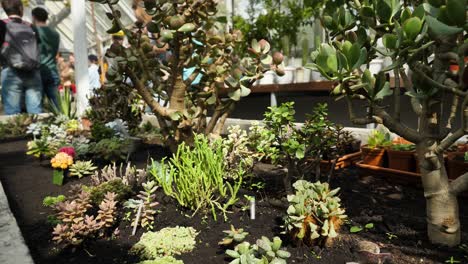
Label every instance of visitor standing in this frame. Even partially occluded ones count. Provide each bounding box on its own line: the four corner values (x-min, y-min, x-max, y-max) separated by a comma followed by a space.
88, 54, 101, 91
0, 0, 42, 115
32, 7, 60, 108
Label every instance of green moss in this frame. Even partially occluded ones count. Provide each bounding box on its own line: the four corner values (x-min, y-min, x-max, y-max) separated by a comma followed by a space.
131, 226, 198, 260
139, 256, 184, 264
90, 179, 132, 204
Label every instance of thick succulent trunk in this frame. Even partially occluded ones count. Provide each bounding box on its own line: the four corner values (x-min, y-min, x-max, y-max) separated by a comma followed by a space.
417, 143, 461, 246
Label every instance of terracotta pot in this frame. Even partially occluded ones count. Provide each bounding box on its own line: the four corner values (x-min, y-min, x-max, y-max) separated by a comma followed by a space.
387, 149, 416, 172
361, 145, 386, 167
447, 158, 468, 180
81, 118, 92, 131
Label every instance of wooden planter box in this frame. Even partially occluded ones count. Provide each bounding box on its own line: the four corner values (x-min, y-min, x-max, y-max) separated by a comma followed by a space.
320, 151, 362, 172
356, 161, 422, 185
447, 159, 468, 180
387, 149, 416, 172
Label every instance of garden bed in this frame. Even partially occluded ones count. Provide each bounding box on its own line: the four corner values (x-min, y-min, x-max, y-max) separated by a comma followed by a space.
0, 139, 467, 264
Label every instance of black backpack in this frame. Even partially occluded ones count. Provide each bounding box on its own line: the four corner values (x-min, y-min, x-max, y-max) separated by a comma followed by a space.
1, 19, 40, 71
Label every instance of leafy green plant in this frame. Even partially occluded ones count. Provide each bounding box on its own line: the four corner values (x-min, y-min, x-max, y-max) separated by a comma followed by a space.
386, 232, 398, 240
150, 134, 241, 221
219, 225, 249, 246
445, 256, 461, 264
0, 114, 36, 139
391, 144, 416, 151
283, 180, 347, 246
252, 102, 345, 193
367, 130, 392, 149
49, 87, 75, 119
43, 195, 66, 207
350, 223, 374, 233
89, 179, 132, 205
90, 137, 130, 162
131, 226, 198, 260
464, 152, 468, 162
91, 122, 116, 142
26, 138, 55, 158
226, 236, 291, 264
69, 160, 98, 178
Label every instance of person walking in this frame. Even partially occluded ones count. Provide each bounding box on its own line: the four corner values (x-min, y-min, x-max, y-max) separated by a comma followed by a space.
32, 6, 60, 108
0, 0, 42, 114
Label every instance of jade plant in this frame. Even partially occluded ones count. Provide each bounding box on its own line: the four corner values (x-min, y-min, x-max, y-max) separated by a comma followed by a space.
283, 180, 347, 247
90, 0, 284, 152
307, 0, 467, 246
251, 102, 344, 193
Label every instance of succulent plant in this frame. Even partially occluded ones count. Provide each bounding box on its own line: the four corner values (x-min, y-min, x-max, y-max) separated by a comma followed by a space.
89, 179, 132, 205
255, 236, 291, 264
131, 226, 199, 260
137, 181, 159, 230
283, 180, 347, 246
96, 192, 118, 228
219, 225, 249, 246
226, 242, 259, 264
69, 160, 98, 178
139, 256, 184, 264
105, 119, 129, 139
55, 191, 92, 224
43, 195, 66, 207
226, 236, 291, 264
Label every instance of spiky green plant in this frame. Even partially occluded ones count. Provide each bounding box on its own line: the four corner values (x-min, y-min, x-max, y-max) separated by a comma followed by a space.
219, 225, 249, 246
69, 161, 98, 178
283, 180, 347, 246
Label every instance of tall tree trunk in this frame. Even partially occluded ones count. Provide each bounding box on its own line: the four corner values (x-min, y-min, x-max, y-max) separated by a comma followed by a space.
417, 143, 461, 246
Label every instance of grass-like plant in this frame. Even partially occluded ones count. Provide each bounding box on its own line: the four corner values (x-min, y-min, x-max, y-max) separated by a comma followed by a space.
149, 134, 241, 221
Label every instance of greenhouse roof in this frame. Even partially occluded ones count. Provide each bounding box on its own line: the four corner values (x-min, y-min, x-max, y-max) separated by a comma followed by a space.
0, 0, 136, 52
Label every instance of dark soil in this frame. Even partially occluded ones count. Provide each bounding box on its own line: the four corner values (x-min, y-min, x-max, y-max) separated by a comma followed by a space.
0, 139, 467, 264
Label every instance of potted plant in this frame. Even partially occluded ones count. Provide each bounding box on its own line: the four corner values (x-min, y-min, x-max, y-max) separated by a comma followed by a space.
387, 143, 416, 172
361, 130, 391, 167
447, 151, 468, 180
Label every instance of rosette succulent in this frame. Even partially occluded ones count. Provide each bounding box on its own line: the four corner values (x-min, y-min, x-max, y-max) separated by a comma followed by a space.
283, 180, 347, 246
69, 160, 98, 178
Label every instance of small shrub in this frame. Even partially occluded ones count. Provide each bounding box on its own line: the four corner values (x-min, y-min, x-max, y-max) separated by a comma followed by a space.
90, 137, 130, 162
149, 134, 241, 221
283, 180, 347, 246
131, 226, 198, 260
91, 122, 116, 142
89, 179, 132, 205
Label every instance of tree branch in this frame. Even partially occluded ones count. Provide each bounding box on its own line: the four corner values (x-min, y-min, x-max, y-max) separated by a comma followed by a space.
413, 64, 467, 97
451, 172, 468, 196
393, 68, 401, 121
374, 107, 423, 143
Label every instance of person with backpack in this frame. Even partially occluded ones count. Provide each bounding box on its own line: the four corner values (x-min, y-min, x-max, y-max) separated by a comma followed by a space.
0, 0, 42, 115
32, 6, 60, 109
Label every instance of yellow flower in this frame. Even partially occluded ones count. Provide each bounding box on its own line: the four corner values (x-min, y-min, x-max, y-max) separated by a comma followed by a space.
51, 152, 74, 169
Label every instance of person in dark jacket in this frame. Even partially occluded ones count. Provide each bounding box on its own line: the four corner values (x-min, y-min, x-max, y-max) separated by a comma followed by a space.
32, 6, 60, 108
0, 0, 42, 114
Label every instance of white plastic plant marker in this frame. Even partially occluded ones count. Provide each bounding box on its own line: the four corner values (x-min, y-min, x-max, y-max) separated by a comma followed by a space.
250, 198, 256, 220
132, 202, 144, 236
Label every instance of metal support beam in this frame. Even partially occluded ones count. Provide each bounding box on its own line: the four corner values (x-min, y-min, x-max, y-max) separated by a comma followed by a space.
71, 0, 90, 116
